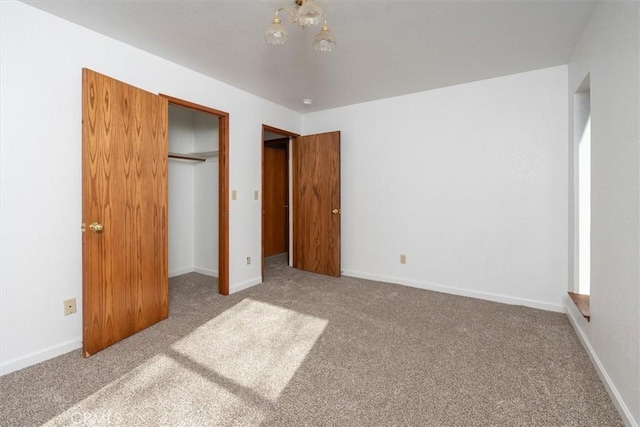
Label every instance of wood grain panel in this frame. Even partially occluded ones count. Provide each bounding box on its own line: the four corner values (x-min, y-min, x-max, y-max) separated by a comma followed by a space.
263, 145, 288, 257
82, 69, 168, 357
293, 131, 341, 276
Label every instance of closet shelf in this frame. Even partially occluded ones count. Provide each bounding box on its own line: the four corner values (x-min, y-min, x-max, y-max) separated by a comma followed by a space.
168, 151, 218, 162
191, 150, 219, 158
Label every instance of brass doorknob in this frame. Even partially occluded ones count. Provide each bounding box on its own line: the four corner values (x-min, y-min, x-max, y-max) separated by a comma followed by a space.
89, 223, 104, 233
332, 209, 341, 215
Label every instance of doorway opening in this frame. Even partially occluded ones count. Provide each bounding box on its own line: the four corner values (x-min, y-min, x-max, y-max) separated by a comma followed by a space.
163, 95, 229, 295
261, 127, 342, 279
262, 125, 299, 279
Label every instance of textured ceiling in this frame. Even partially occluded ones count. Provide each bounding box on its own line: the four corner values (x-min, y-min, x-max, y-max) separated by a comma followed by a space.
22, 0, 595, 112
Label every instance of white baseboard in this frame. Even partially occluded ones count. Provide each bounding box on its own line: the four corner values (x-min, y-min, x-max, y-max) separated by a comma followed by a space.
170, 267, 218, 278
0, 338, 81, 376
194, 267, 218, 277
341, 270, 565, 313
169, 267, 194, 278
566, 303, 638, 427
229, 277, 261, 294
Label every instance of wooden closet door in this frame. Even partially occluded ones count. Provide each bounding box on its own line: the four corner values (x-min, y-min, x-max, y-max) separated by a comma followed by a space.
82, 68, 168, 356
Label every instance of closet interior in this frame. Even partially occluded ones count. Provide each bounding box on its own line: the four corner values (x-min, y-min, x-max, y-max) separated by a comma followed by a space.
168, 104, 219, 279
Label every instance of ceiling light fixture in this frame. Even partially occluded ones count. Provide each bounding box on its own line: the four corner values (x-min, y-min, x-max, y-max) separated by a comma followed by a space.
265, 0, 336, 52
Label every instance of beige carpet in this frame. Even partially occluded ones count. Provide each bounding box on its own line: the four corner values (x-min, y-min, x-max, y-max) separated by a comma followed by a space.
0, 254, 623, 426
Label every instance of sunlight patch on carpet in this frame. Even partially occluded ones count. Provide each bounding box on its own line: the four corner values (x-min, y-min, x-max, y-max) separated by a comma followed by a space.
42, 298, 327, 426
170, 298, 329, 401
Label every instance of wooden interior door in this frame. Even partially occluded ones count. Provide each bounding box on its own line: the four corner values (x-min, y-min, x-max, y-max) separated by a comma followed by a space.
263, 141, 289, 257
82, 68, 169, 357
293, 131, 341, 276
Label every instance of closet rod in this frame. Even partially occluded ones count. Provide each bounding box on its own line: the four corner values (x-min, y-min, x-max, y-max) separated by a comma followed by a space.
168, 153, 206, 162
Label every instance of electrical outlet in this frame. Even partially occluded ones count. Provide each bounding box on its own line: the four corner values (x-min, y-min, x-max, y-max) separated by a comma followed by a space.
247, 256, 252, 265
63, 298, 77, 316
231, 190, 237, 200
254, 190, 259, 200
400, 254, 407, 264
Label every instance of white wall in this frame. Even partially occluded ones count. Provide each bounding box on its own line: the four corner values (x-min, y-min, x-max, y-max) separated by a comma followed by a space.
194, 160, 219, 275
567, 1, 639, 425
193, 112, 219, 277
303, 66, 569, 312
0, 1, 300, 374
168, 105, 197, 275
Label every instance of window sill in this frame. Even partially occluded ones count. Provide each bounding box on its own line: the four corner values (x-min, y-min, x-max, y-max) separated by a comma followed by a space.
568, 292, 590, 321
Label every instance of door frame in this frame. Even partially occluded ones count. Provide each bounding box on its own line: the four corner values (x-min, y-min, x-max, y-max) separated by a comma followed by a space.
162, 95, 230, 295
261, 124, 299, 279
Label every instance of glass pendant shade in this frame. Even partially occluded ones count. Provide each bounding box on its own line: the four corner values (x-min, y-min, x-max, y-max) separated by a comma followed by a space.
265, 17, 289, 45
265, 1, 336, 52
296, 0, 323, 27
313, 22, 336, 52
